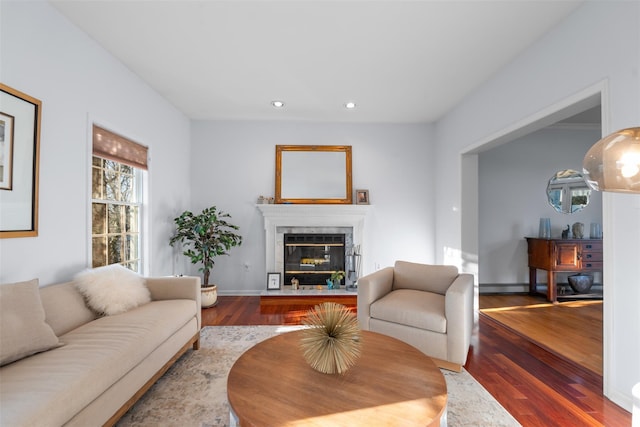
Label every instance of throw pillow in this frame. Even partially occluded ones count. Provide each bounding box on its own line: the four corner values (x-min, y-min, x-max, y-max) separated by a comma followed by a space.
0, 278, 62, 366
74, 264, 151, 316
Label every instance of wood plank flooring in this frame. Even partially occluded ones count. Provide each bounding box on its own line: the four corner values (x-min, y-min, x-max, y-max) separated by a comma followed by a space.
202, 295, 632, 426
480, 296, 603, 375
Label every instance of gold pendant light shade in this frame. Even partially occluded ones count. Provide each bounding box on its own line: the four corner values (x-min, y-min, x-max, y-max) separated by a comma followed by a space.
583, 127, 640, 193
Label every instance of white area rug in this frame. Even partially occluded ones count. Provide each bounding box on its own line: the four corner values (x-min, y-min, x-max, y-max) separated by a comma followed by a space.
117, 326, 520, 426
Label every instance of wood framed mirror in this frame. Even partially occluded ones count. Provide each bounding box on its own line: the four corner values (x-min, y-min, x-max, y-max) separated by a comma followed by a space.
275, 145, 352, 204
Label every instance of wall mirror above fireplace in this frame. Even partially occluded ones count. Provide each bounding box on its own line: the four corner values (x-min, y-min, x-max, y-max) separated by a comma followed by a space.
546, 169, 592, 214
275, 145, 352, 204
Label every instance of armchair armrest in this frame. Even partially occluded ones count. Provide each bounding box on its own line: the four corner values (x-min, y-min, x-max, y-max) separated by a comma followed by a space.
357, 267, 394, 330
444, 273, 474, 365
145, 276, 201, 329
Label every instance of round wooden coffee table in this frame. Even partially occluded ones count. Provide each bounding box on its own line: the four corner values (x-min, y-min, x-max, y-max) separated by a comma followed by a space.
227, 330, 447, 426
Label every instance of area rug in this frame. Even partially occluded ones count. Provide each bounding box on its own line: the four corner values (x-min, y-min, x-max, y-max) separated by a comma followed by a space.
480, 300, 602, 376
117, 326, 520, 427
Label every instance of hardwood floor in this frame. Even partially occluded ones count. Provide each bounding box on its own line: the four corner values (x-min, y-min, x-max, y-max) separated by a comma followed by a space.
480, 296, 603, 375
202, 295, 632, 426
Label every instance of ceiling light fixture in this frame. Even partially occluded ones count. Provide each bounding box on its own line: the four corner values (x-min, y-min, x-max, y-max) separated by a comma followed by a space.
583, 127, 640, 193
271, 100, 285, 108
344, 102, 356, 110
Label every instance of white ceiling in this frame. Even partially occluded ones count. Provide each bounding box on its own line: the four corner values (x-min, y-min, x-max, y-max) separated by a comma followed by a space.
50, 0, 583, 123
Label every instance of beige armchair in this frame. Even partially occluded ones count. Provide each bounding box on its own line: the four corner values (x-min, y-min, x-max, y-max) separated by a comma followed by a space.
357, 261, 474, 371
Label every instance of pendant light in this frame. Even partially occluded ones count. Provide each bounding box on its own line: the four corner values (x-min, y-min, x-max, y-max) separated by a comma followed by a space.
583, 127, 640, 193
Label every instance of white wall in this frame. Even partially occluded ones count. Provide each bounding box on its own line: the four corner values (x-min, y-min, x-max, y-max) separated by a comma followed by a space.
0, 1, 192, 285
2, 0, 637, 412
478, 127, 602, 287
188, 121, 435, 293
435, 1, 639, 410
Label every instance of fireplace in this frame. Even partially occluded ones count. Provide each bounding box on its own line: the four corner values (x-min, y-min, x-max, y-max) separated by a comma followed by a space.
284, 233, 345, 286
257, 204, 370, 290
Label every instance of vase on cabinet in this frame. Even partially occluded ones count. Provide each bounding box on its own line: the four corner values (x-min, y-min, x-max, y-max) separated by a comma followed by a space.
539, 218, 551, 238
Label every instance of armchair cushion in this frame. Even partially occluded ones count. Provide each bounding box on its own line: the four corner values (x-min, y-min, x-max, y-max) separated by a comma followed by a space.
370, 289, 446, 333
393, 261, 459, 295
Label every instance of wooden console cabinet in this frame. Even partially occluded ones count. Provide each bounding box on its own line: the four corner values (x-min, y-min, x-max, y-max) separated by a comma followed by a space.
525, 237, 603, 302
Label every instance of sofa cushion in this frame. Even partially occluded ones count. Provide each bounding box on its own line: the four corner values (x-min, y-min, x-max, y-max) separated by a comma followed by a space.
0, 299, 197, 427
393, 261, 458, 295
0, 279, 61, 366
370, 289, 446, 333
74, 264, 151, 315
40, 282, 97, 337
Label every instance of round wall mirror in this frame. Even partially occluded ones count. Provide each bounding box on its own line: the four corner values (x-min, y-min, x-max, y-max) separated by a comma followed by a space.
546, 169, 591, 214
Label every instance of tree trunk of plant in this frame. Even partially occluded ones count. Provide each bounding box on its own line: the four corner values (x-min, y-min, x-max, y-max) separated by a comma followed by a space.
203, 269, 210, 286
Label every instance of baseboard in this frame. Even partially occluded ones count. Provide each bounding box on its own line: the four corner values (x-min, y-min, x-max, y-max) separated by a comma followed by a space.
605, 389, 633, 414
217, 289, 262, 296
479, 283, 528, 294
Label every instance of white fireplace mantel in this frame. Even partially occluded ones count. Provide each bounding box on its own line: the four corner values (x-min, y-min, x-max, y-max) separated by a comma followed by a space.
257, 204, 371, 278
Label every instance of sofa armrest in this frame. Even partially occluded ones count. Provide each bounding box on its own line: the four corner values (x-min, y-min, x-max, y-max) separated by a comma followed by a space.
145, 276, 201, 301
357, 267, 394, 330
444, 273, 474, 365
145, 276, 201, 329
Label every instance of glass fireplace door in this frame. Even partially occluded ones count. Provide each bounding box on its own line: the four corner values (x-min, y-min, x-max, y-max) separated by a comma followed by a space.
284, 234, 345, 286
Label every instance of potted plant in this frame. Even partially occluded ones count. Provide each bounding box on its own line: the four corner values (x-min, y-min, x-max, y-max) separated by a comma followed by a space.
170, 206, 242, 307
329, 270, 346, 289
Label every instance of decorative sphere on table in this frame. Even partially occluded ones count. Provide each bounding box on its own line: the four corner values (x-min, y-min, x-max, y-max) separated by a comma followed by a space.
299, 302, 361, 374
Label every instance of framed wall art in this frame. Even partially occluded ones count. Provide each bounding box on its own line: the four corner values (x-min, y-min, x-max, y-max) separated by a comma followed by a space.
267, 272, 281, 290
0, 84, 42, 238
0, 111, 14, 190
355, 189, 369, 205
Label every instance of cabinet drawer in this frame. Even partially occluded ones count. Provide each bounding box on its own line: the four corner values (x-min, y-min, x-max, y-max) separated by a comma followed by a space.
581, 251, 603, 262
581, 241, 602, 252
581, 261, 603, 270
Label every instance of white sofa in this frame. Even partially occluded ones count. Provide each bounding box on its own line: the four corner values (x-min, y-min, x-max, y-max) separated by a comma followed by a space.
357, 261, 474, 371
0, 275, 201, 427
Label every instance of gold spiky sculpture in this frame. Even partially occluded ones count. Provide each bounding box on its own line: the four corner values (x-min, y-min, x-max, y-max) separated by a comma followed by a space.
300, 302, 361, 374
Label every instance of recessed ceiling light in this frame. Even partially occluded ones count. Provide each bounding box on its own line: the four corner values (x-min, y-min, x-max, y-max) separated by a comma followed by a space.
344, 101, 356, 109
271, 100, 285, 108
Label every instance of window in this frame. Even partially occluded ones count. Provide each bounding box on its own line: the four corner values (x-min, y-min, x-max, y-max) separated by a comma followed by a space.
91, 125, 147, 273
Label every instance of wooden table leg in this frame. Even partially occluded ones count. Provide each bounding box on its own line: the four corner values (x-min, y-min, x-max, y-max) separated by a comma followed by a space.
529, 267, 537, 295
547, 271, 557, 303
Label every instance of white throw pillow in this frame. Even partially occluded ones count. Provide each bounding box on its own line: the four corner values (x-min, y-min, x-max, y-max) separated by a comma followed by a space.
74, 264, 151, 316
0, 279, 62, 366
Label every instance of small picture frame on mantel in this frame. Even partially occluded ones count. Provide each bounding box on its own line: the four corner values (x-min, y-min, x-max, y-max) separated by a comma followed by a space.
355, 189, 369, 205
267, 272, 281, 290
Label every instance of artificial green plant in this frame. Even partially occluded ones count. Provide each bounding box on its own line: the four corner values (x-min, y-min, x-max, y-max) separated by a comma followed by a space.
170, 206, 242, 286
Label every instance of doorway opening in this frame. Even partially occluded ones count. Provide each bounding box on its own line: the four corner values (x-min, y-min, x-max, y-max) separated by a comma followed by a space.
461, 83, 608, 377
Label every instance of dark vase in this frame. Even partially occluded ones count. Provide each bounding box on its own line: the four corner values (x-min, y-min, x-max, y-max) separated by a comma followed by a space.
568, 274, 594, 293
